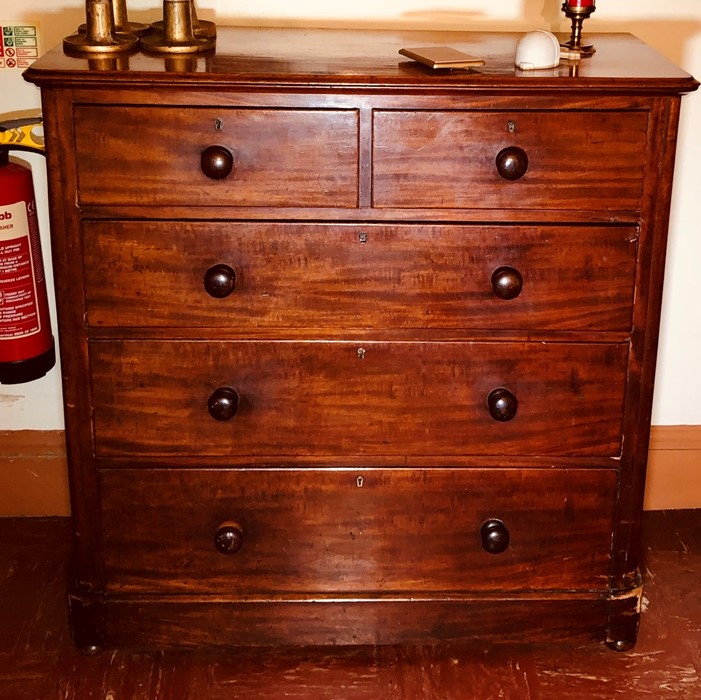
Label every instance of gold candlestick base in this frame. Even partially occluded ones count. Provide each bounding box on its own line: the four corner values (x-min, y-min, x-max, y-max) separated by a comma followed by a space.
141, 0, 215, 54
560, 3, 596, 58
65, 32, 138, 55
78, 21, 151, 37
65, 0, 138, 55
140, 30, 215, 54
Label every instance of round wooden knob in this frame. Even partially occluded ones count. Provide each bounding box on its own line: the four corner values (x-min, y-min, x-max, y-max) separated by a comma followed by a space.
201, 145, 234, 180
214, 523, 244, 554
491, 266, 523, 300
487, 388, 518, 422
480, 519, 510, 554
495, 146, 529, 181
207, 387, 239, 421
204, 264, 236, 298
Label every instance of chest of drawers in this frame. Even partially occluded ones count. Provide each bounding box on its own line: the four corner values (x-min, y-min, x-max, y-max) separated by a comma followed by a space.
25, 27, 698, 652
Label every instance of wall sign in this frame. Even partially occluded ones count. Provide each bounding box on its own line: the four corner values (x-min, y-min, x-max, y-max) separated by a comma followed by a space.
0, 22, 40, 70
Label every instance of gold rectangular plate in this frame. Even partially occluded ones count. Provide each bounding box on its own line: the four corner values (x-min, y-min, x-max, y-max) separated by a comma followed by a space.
399, 46, 485, 70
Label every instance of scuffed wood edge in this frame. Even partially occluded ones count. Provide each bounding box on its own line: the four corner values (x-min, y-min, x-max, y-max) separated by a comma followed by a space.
606, 572, 643, 652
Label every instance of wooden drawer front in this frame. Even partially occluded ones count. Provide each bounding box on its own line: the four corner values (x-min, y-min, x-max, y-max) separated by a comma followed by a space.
372, 110, 647, 210
100, 468, 616, 595
90, 341, 627, 458
73, 106, 359, 207
83, 221, 637, 332
99, 467, 616, 594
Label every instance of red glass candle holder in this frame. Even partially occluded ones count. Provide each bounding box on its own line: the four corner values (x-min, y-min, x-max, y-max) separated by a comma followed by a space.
561, 0, 596, 57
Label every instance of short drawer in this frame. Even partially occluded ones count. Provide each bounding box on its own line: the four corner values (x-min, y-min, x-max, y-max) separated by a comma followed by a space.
99, 467, 616, 594
82, 221, 637, 332
73, 106, 359, 208
373, 110, 647, 211
90, 340, 628, 458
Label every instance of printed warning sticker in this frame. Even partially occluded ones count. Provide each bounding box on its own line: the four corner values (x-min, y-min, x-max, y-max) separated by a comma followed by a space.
0, 22, 40, 69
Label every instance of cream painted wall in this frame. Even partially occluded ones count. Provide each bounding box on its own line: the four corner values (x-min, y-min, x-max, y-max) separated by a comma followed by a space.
1, 0, 700, 429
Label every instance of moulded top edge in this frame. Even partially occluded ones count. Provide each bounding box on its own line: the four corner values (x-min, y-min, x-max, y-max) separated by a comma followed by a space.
23, 27, 699, 96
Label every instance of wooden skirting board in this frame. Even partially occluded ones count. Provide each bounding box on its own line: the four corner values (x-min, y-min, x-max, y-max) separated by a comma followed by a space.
0, 428, 699, 516
645, 426, 701, 510
0, 431, 70, 517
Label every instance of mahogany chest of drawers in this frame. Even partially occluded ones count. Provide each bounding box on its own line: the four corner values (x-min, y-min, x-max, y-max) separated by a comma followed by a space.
25, 27, 698, 652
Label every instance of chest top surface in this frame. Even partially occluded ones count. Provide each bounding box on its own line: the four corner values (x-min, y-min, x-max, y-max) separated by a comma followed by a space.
24, 26, 698, 94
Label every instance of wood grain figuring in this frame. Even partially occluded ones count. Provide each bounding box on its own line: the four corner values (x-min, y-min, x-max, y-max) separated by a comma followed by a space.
74, 106, 359, 208
89, 340, 628, 457
82, 221, 638, 331
98, 467, 616, 594
21, 27, 698, 651
372, 110, 647, 211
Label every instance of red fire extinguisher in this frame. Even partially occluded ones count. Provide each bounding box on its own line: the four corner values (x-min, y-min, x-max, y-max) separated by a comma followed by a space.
0, 114, 55, 384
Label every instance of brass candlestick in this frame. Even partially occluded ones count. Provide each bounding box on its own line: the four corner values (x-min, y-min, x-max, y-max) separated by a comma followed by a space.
151, 1, 217, 39
112, 0, 151, 36
64, 0, 138, 55
560, 2, 596, 58
190, 3, 217, 39
79, 0, 151, 37
140, 0, 215, 54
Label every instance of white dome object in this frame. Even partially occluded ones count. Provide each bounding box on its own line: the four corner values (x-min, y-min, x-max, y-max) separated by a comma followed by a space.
515, 30, 561, 70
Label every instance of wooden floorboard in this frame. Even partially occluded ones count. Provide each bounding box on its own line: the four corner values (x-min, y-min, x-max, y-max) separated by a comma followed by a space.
0, 511, 699, 699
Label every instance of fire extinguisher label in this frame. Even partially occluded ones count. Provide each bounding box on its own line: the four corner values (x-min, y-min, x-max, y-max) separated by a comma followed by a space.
0, 200, 42, 338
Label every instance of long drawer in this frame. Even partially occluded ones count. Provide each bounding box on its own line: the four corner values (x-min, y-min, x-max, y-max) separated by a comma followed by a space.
82, 221, 638, 331
99, 467, 616, 594
373, 110, 648, 211
89, 340, 628, 458
73, 106, 359, 208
